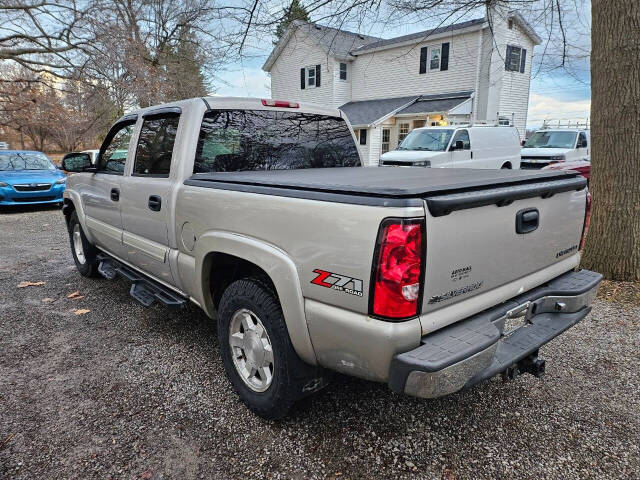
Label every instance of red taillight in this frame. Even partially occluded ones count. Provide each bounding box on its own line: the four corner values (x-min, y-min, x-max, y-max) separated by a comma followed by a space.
261, 99, 299, 108
371, 218, 424, 319
579, 190, 592, 251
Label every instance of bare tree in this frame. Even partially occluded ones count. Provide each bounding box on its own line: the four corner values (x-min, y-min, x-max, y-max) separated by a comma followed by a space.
0, 0, 95, 81
581, 0, 639, 281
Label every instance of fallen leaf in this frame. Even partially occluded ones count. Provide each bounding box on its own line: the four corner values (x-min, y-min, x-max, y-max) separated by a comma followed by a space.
17, 281, 45, 288
67, 291, 81, 298
73, 309, 90, 315
42, 298, 55, 303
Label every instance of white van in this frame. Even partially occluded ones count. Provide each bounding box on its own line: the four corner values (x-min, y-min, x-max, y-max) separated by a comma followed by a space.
379, 126, 521, 169
520, 128, 590, 169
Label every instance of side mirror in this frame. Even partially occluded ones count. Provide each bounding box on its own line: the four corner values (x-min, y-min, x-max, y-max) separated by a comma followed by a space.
61, 153, 94, 173
579, 140, 588, 148
451, 140, 464, 151
521, 139, 526, 147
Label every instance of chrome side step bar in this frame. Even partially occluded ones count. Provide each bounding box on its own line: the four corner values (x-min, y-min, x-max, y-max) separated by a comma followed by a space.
97, 254, 187, 308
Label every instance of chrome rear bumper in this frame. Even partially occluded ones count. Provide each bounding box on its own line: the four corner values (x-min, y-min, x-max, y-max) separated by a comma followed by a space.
388, 269, 602, 398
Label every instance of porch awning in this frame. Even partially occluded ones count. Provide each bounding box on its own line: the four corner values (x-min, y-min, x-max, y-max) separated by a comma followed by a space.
396, 91, 473, 115
339, 91, 473, 127
339, 95, 419, 127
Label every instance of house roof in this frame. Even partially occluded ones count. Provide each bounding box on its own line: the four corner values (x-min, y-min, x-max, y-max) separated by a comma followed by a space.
340, 91, 473, 127
263, 21, 380, 71
351, 18, 485, 55
263, 11, 542, 71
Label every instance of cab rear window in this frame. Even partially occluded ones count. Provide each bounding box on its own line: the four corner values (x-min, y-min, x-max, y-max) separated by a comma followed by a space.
193, 110, 361, 173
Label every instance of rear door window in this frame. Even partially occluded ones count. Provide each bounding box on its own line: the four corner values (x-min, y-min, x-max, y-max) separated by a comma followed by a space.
133, 114, 180, 177
194, 110, 361, 173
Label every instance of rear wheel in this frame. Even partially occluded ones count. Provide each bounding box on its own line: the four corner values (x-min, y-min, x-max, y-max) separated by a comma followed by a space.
67, 211, 99, 277
217, 277, 324, 419
501, 163, 512, 169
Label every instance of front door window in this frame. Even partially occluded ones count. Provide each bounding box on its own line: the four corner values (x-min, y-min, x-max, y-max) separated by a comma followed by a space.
98, 122, 136, 174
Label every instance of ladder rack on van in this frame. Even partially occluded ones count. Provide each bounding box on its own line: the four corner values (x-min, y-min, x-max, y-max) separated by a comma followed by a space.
541, 119, 590, 130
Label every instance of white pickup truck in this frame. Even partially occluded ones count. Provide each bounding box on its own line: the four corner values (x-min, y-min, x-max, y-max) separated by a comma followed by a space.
61, 97, 601, 418
521, 128, 590, 169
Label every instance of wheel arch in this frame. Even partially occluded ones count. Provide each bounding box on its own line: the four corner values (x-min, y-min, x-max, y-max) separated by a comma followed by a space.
62, 192, 95, 243
194, 231, 317, 366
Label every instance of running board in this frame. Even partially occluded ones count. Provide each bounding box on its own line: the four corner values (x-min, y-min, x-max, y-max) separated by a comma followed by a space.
97, 254, 187, 308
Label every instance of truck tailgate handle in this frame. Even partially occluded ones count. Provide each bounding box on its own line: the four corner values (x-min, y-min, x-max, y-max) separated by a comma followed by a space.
148, 195, 162, 212
516, 208, 539, 234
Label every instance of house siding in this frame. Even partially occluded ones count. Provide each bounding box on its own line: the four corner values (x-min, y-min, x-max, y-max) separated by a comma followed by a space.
332, 60, 352, 107
475, 28, 493, 121
269, 29, 336, 106
497, 22, 535, 139
349, 30, 482, 102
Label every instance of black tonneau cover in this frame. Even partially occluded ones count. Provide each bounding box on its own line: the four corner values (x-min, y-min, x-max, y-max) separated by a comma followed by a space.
185, 167, 587, 212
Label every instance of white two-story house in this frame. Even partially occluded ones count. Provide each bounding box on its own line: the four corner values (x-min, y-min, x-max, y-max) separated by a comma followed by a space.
263, 5, 541, 165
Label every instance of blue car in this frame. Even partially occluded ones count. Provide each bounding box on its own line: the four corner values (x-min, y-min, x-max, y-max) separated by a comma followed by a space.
0, 151, 66, 206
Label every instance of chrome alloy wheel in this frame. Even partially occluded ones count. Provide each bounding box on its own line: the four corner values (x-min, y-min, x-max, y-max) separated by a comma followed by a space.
229, 308, 275, 392
72, 224, 86, 265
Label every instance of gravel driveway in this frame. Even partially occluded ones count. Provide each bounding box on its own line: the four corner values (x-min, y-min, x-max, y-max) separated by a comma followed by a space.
1, 207, 638, 479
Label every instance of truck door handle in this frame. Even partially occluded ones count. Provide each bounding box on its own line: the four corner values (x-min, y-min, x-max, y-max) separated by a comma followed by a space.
516, 208, 539, 234
148, 195, 162, 212
111, 188, 119, 202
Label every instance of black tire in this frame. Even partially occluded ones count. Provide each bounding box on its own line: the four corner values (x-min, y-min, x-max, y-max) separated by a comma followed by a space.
501, 163, 512, 169
217, 278, 324, 419
67, 211, 99, 277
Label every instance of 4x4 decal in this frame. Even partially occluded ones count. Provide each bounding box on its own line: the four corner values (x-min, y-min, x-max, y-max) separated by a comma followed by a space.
311, 269, 363, 297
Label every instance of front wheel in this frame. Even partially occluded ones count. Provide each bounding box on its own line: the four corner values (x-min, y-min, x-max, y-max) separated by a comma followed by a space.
217, 278, 324, 419
67, 211, 99, 277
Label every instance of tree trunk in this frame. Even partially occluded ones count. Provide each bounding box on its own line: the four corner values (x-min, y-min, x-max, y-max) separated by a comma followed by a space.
581, 0, 640, 281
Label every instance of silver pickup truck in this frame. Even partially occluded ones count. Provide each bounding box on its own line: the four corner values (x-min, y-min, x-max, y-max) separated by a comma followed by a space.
61, 97, 601, 419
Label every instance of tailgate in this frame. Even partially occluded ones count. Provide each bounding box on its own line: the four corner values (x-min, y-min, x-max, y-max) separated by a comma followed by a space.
420, 177, 587, 323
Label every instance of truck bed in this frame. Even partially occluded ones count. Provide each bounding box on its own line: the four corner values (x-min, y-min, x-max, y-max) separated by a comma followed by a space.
185, 167, 587, 211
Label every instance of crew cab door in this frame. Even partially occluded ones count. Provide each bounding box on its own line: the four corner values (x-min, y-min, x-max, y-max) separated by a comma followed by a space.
448, 129, 472, 167
81, 116, 137, 259
119, 109, 181, 284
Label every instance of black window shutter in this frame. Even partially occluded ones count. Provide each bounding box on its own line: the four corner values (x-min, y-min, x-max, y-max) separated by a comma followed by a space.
419, 47, 428, 74
300, 68, 305, 89
505, 45, 512, 70
315, 64, 321, 87
440, 42, 450, 71
520, 48, 527, 73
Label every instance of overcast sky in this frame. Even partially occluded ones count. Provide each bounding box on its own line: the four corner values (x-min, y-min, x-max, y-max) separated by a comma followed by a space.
214, 4, 591, 129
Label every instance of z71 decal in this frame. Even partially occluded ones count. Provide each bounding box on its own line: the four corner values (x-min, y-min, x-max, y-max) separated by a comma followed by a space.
311, 269, 363, 297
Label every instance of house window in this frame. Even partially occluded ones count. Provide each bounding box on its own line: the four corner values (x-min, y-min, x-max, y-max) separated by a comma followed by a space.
429, 46, 441, 70
339, 62, 347, 80
307, 66, 316, 87
498, 116, 511, 126
398, 123, 410, 143
506, 45, 526, 72
359, 129, 367, 145
381, 129, 390, 153
413, 120, 426, 129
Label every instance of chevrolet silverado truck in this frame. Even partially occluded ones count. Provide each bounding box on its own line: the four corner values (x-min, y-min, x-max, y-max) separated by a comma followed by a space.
61, 97, 601, 419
